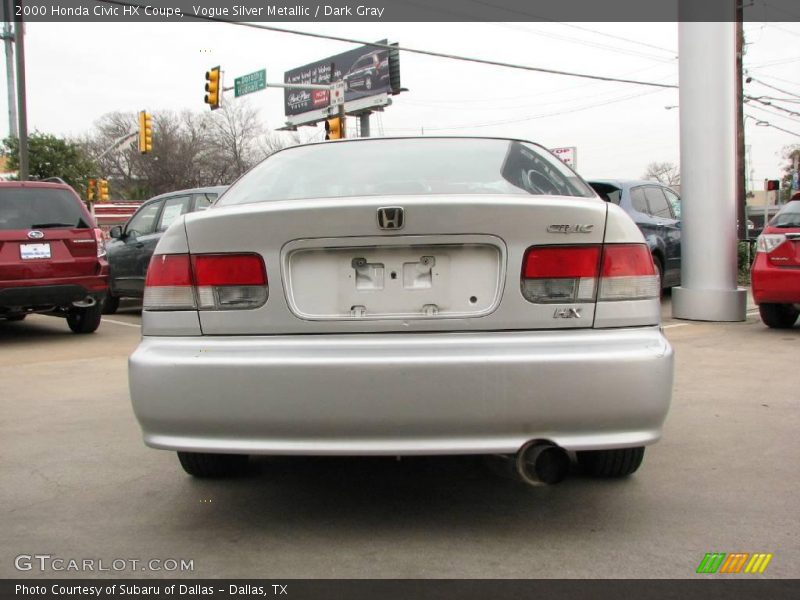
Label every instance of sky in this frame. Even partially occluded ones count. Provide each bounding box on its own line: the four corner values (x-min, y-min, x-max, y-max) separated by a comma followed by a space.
1, 20, 798, 186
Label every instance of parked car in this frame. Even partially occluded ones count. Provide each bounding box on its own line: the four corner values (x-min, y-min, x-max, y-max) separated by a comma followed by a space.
588, 180, 682, 289
0, 180, 108, 333
129, 138, 673, 484
104, 186, 227, 314
751, 199, 800, 329
342, 49, 388, 92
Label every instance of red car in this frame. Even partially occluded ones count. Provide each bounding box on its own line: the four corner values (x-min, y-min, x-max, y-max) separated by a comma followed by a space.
751, 199, 800, 329
0, 180, 108, 333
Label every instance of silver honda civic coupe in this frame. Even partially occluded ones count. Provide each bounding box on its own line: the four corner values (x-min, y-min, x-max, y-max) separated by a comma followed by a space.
129, 137, 673, 484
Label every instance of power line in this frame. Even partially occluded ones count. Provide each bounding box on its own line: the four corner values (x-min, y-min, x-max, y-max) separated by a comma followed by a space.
746, 96, 800, 117
94, 0, 678, 90
388, 88, 666, 131
463, 0, 677, 55
746, 75, 800, 99
745, 113, 800, 137
746, 102, 800, 124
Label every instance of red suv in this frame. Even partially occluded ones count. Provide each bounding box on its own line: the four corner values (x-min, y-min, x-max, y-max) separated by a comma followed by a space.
751, 199, 800, 329
0, 181, 108, 333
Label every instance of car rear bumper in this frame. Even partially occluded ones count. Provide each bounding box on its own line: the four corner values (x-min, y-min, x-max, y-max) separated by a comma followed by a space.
0, 276, 107, 309
129, 327, 674, 455
751, 255, 800, 304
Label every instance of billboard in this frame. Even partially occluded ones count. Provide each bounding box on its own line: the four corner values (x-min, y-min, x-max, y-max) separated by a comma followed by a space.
550, 147, 578, 170
284, 40, 400, 118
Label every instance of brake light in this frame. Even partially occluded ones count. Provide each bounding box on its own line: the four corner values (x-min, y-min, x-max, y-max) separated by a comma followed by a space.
521, 246, 600, 303
597, 244, 659, 301
756, 234, 786, 254
93, 228, 107, 258
521, 244, 658, 303
143, 253, 268, 311
192, 254, 267, 310
143, 255, 195, 310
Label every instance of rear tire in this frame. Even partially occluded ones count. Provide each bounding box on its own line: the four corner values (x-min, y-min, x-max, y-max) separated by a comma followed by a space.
177, 452, 249, 478
102, 294, 120, 315
66, 303, 103, 334
577, 447, 645, 478
758, 303, 799, 329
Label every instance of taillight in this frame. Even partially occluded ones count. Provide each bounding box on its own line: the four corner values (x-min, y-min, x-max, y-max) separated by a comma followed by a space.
756, 234, 786, 253
521, 244, 658, 303
521, 246, 600, 303
93, 228, 107, 258
597, 244, 659, 301
192, 254, 267, 310
143, 253, 268, 311
143, 255, 195, 310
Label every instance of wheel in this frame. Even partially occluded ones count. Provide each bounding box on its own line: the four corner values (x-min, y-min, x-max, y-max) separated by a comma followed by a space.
365, 76, 373, 90
66, 302, 103, 334
758, 303, 799, 329
177, 452, 249, 478
4, 314, 26, 321
577, 447, 645, 478
102, 294, 120, 315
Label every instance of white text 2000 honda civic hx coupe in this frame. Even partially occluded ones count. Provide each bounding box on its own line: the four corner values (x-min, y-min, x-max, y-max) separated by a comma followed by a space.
129, 137, 673, 484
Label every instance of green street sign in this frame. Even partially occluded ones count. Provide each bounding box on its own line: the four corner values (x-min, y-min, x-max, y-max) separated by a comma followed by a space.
234, 69, 266, 98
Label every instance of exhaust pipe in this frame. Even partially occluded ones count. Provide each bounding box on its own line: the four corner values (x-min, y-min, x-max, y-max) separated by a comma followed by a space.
488, 441, 571, 486
72, 296, 97, 308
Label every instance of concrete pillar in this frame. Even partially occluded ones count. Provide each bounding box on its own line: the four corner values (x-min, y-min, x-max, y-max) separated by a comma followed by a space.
672, 16, 747, 322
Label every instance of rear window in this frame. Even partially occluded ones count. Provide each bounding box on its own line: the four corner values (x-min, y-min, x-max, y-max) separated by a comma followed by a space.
771, 201, 800, 228
0, 187, 89, 230
217, 138, 595, 206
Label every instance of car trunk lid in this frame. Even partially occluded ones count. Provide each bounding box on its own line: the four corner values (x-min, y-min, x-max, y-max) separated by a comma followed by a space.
179, 194, 609, 335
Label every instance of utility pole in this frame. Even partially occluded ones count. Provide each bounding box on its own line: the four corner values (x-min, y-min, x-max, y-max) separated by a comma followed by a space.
1, 0, 17, 138
735, 5, 746, 241
14, 3, 28, 180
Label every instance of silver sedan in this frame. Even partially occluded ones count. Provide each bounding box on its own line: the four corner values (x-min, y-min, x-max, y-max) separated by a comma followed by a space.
129, 137, 673, 485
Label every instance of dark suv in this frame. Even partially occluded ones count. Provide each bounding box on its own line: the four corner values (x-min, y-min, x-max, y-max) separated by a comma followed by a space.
104, 186, 226, 313
589, 180, 682, 289
0, 181, 108, 333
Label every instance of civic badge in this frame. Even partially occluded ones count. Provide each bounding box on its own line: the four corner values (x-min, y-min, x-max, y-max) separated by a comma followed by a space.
27, 230, 45, 239
377, 207, 404, 230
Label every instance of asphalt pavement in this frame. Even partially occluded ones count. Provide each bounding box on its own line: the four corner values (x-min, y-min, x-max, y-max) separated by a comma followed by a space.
1, 295, 797, 578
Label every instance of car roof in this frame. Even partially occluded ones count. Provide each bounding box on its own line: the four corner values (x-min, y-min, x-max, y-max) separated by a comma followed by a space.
0, 180, 74, 191
144, 185, 228, 204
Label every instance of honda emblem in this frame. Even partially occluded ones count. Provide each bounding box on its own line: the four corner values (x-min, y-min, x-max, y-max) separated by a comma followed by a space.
377, 207, 404, 230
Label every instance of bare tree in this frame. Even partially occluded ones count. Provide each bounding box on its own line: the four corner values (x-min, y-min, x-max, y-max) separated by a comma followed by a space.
643, 161, 680, 187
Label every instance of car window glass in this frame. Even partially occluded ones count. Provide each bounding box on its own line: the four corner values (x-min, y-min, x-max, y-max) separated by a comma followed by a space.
664, 189, 681, 219
126, 201, 161, 236
194, 193, 218, 211
0, 187, 89, 230
630, 187, 649, 214
217, 139, 595, 206
771, 200, 800, 227
645, 187, 673, 219
157, 196, 191, 232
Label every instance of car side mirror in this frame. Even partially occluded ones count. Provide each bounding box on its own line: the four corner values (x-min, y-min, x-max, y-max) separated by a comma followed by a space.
109, 225, 123, 239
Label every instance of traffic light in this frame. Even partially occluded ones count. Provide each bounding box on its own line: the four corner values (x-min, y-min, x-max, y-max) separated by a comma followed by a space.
204, 66, 221, 110
765, 179, 780, 192
325, 116, 344, 140
87, 179, 97, 202
97, 179, 109, 202
138, 110, 153, 154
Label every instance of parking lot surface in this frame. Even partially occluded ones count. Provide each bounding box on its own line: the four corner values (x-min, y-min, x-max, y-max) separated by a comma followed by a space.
2, 297, 798, 578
